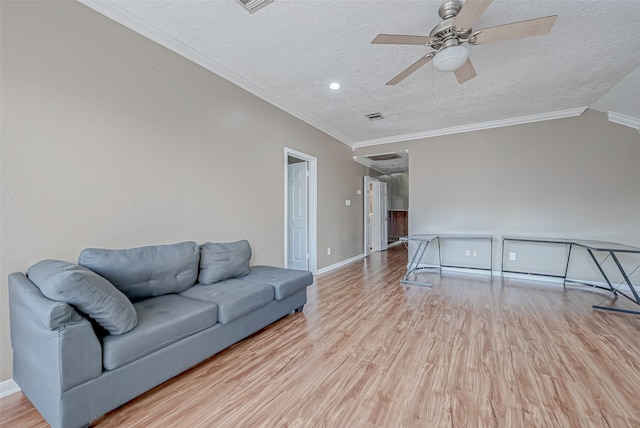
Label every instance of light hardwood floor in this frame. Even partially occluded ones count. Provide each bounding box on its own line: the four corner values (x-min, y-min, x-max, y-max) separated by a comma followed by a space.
2, 245, 640, 427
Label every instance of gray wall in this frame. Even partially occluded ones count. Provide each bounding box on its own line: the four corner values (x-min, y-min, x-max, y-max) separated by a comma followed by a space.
0, 1, 368, 381
355, 110, 640, 281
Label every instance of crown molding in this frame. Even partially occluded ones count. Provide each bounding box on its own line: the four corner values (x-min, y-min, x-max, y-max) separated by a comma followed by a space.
352, 107, 588, 149
607, 111, 640, 132
78, 0, 354, 146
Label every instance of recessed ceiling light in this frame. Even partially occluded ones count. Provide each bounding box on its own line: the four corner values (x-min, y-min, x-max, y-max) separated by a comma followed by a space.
329, 82, 341, 90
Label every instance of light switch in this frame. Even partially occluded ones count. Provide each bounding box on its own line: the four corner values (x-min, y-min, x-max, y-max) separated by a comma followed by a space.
345, 199, 351, 206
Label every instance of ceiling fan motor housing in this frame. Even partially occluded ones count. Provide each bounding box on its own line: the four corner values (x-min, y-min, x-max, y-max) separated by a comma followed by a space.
430, 0, 472, 50
438, 0, 463, 20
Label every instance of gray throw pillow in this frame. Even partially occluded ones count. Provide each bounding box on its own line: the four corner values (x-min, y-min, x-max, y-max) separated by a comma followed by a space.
78, 241, 200, 300
27, 260, 138, 335
199, 240, 252, 285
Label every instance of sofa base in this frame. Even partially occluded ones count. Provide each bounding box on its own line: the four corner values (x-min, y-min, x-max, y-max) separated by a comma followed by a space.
19, 289, 307, 428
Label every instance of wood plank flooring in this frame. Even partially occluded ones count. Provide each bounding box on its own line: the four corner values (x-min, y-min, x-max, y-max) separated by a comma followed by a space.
2, 245, 640, 427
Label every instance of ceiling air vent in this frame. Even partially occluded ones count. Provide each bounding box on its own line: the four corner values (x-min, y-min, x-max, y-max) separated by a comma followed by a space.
236, 0, 274, 13
365, 112, 384, 121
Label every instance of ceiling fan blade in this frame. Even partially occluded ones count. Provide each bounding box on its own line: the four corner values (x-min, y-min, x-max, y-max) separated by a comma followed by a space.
454, 59, 477, 84
473, 15, 558, 45
453, 0, 493, 30
386, 54, 434, 85
372, 34, 434, 45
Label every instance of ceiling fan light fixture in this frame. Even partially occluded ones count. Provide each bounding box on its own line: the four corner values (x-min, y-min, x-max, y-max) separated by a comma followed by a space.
433, 45, 469, 72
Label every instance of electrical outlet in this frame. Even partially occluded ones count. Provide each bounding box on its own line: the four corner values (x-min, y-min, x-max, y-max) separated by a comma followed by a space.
345, 199, 351, 206
509, 252, 516, 261
472, 250, 478, 257
465, 249, 471, 256
327, 248, 331, 255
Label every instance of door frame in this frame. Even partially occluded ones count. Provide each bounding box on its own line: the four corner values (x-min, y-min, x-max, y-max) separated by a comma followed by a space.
379, 180, 389, 251
284, 148, 317, 273
364, 176, 390, 255
371, 180, 382, 253
363, 176, 378, 256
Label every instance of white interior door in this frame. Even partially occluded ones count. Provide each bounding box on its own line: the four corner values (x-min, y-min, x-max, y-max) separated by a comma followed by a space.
379, 181, 388, 251
287, 162, 308, 270
364, 177, 388, 254
371, 181, 381, 253
364, 176, 372, 255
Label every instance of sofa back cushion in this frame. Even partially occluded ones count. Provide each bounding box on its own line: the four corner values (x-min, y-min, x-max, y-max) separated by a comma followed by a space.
198, 240, 252, 285
79, 241, 200, 301
27, 260, 137, 335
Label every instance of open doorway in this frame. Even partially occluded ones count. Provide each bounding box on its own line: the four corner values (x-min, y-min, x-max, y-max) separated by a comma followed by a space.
358, 151, 409, 255
284, 148, 317, 272
380, 173, 409, 245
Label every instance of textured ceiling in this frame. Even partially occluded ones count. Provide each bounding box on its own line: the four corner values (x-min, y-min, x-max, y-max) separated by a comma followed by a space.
82, 0, 640, 149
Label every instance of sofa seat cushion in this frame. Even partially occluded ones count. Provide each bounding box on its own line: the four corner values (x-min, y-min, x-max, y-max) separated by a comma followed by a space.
180, 280, 274, 324
242, 266, 313, 300
78, 241, 200, 301
102, 294, 217, 370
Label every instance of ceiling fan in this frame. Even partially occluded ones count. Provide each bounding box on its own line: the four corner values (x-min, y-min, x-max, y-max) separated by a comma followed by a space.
372, 0, 557, 85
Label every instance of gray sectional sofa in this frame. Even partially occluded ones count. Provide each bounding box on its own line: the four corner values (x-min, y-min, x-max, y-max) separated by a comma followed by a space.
8, 240, 313, 428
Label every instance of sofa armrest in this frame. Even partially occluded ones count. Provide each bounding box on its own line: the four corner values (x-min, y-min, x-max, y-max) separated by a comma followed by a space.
8, 272, 103, 392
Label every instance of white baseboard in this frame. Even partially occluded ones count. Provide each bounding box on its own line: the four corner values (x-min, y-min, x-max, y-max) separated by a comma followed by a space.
407, 263, 495, 277
406, 264, 635, 292
387, 240, 405, 248
0, 379, 20, 398
565, 277, 634, 293
441, 266, 495, 277
500, 271, 565, 284
498, 271, 634, 292
315, 245, 403, 276
315, 254, 364, 275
